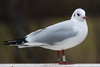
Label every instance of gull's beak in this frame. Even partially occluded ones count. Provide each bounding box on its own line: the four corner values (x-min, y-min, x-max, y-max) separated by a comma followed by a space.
82, 16, 88, 20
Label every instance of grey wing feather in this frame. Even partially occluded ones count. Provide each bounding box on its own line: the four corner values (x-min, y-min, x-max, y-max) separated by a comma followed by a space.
33, 28, 78, 45
26, 29, 43, 37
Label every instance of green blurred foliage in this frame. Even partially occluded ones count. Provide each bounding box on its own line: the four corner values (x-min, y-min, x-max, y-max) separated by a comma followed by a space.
0, 0, 100, 63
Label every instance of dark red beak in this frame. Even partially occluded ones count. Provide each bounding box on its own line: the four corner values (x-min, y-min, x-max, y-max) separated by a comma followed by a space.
82, 16, 88, 20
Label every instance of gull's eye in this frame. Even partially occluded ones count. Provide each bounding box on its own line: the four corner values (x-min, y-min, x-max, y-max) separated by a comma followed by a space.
77, 13, 80, 16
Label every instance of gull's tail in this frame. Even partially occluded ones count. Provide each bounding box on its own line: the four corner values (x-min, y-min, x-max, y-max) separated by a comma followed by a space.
4, 38, 27, 45
4, 38, 45, 48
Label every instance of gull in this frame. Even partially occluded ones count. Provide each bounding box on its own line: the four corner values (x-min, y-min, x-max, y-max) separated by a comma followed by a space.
4, 8, 88, 64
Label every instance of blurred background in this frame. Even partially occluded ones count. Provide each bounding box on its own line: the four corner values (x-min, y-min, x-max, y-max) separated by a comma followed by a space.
0, 0, 100, 63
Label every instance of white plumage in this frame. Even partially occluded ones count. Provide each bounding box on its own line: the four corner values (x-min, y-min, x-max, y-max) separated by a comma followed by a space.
18, 8, 88, 50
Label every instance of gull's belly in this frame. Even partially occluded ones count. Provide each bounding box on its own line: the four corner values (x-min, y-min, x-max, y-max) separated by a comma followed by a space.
56, 31, 87, 50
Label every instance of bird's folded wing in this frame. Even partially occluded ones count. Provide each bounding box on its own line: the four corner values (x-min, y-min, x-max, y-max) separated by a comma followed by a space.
26, 25, 78, 45
33, 28, 78, 45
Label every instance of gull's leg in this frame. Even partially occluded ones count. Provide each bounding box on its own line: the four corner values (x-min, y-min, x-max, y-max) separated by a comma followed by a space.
61, 49, 73, 64
57, 50, 67, 64
57, 50, 60, 64
57, 50, 72, 64
62, 49, 66, 64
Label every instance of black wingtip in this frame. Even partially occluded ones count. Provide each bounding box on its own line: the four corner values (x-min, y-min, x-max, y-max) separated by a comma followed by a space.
4, 40, 13, 45
4, 38, 28, 45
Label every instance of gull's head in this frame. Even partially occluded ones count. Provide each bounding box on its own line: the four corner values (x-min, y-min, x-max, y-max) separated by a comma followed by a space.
71, 8, 87, 21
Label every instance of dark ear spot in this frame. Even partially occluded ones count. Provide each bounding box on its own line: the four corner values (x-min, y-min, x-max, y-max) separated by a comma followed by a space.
73, 14, 75, 17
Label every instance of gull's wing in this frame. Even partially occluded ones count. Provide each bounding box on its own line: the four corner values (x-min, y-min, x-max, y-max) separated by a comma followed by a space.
26, 29, 43, 37
26, 21, 78, 45
33, 29, 78, 45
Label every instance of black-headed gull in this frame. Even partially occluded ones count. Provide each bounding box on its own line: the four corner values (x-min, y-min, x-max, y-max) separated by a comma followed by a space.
4, 8, 88, 64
